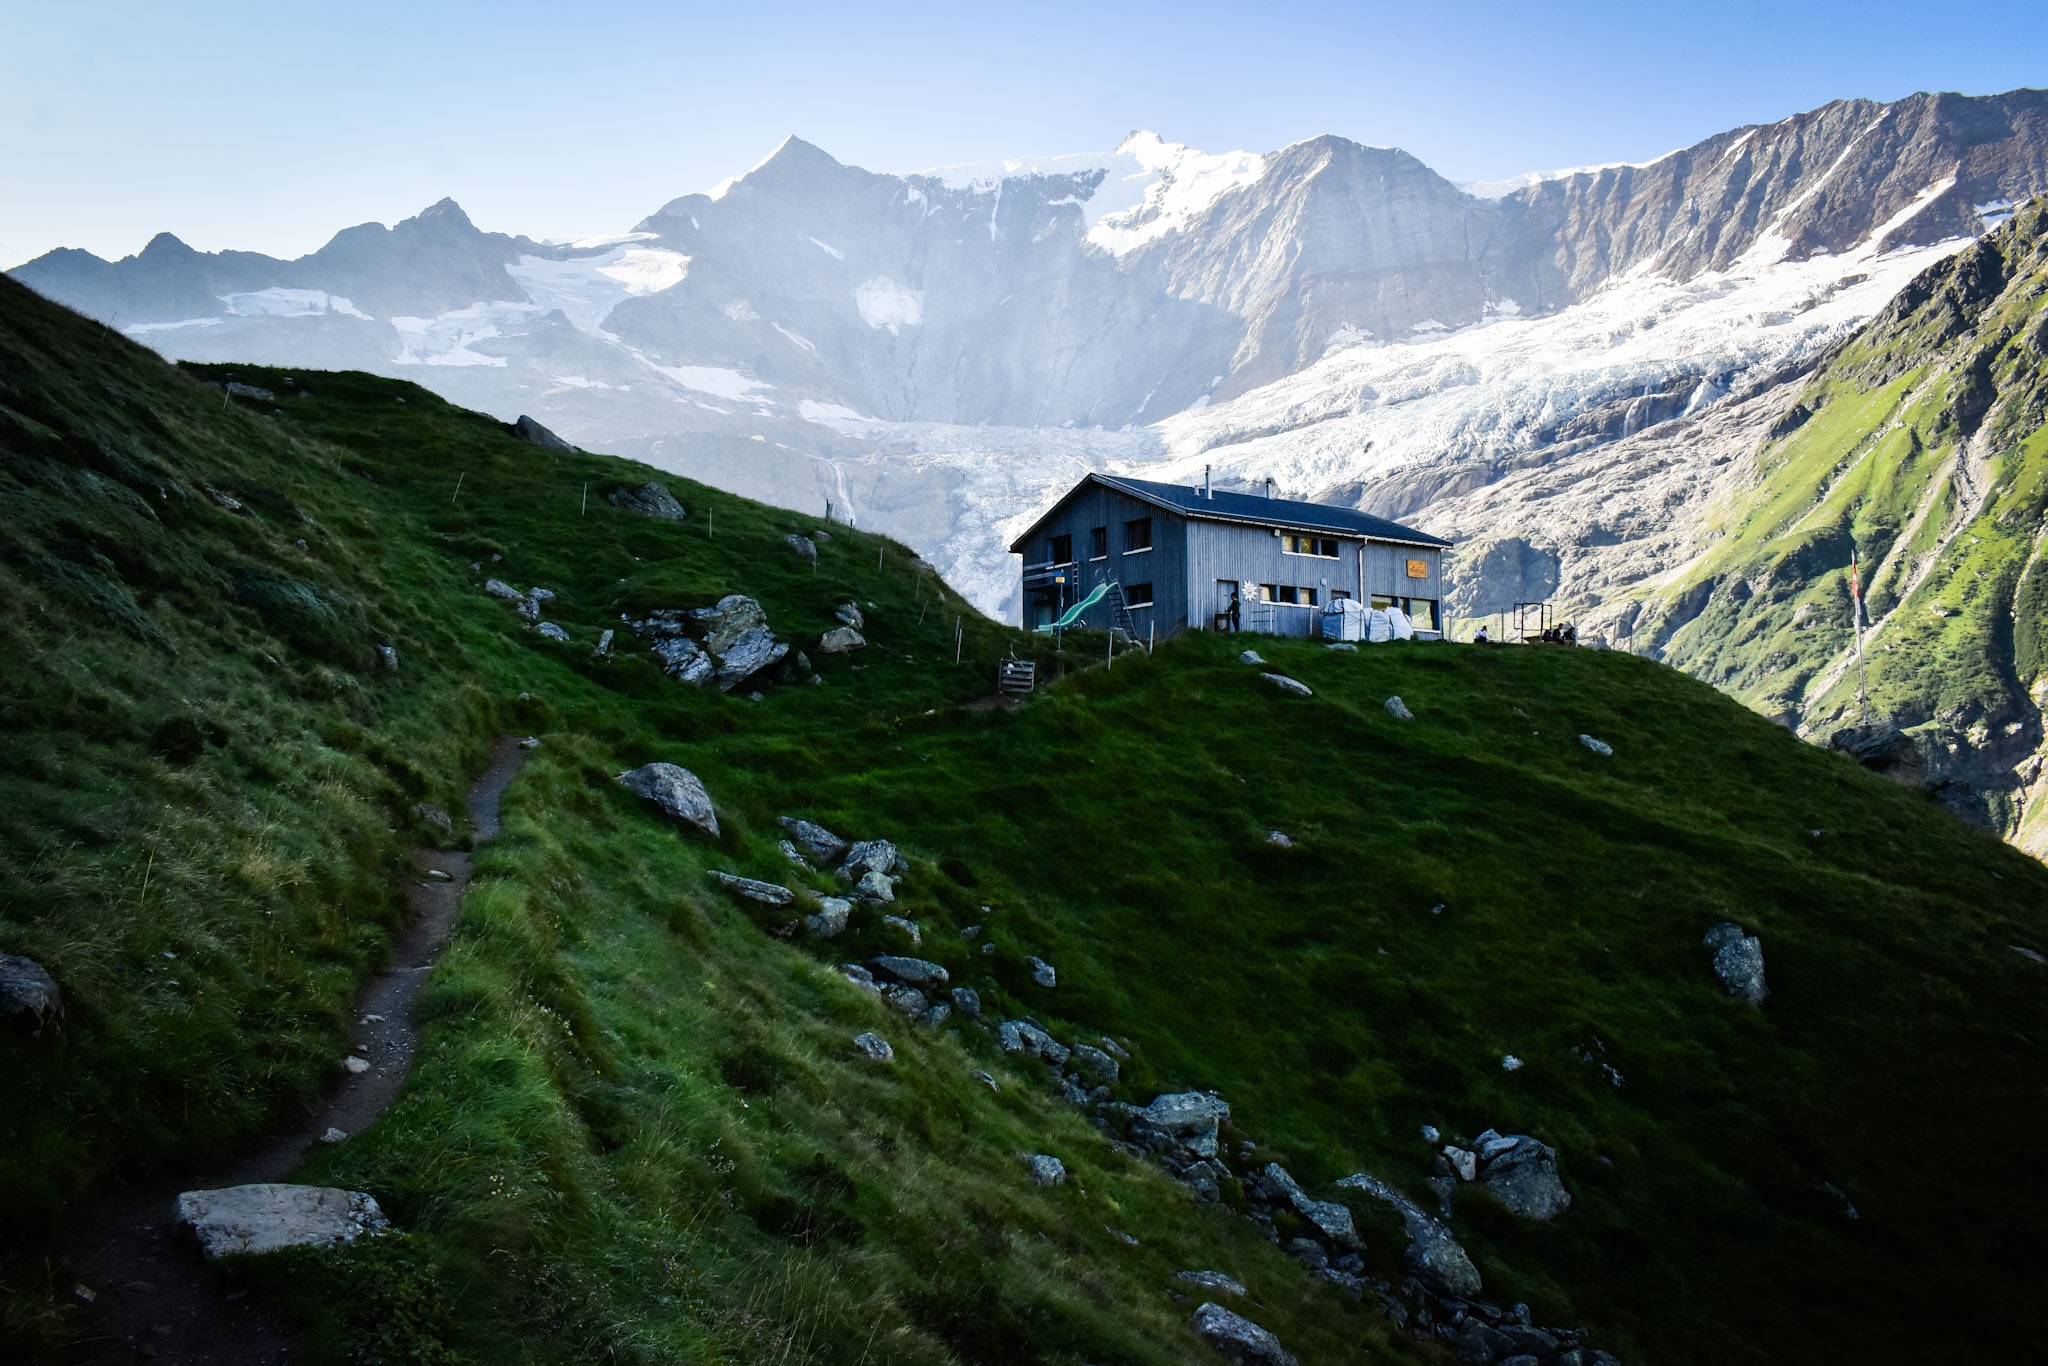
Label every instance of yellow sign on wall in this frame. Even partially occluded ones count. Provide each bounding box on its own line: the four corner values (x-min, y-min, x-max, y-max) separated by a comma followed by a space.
1406, 558, 1428, 579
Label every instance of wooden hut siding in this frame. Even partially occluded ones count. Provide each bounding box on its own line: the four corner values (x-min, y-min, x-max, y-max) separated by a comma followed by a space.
1183, 521, 1368, 630
1019, 484, 1187, 633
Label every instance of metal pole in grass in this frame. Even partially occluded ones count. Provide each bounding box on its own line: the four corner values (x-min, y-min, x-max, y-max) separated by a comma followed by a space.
581, 482, 588, 516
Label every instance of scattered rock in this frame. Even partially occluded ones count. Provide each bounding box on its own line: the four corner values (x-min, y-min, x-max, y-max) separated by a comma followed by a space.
870, 955, 949, 989
178, 1185, 390, 1258
536, 622, 569, 643
920, 1002, 952, 1028
1189, 1302, 1297, 1366
817, 625, 867, 653
513, 415, 574, 451
837, 964, 881, 993
709, 871, 794, 906
1238, 650, 1266, 665
594, 628, 615, 658
881, 914, 922, 945
1419, 1124, 1440, 1144
1025, 1154, 1066, 1187
423, 868, 452, 882
1472, 1131, 1571, 1220
1178, 1270, 1247, 1297
1336, 1171, 1481, 1298
375, 644, 399, 671
1705, 922, 1768, 1005
519, 736, 542, 749
616, 763, 720, 837
412, 802, 453, 833
0, 955, 63, 1030
1260, 673, 1313, 697
606, 481, 687, 520
853, 870, 895, 903
778, 839, 812, 869
712, 626, 789, 691
2012, 945, 2046, 965
650, 635, 716, 685
779, 818, 849, 865
1579, 734, 1613, 757
998, 1019, 1071, 1066
318, 1128, 348, 1145
1385, 695, 1414, 720
1286, 1237, 1328, 1270
834, 602, 864, 629
1266, 829, 1294, 847
785, 533, 818, 563
1326, 642, 1357, 651
1140, 1092, 1231, 1157
484, 578, 523, 601
884, 986, 929, 1017
806, 897, 852, 938
951, 986, 982, 1017
842, 839, 902, 878
1027, 955, 1057, 988
1072, 1043, 1120, 1082
971, 1069, 999, 1089
341, 1056, 370, 1075
1444, 1146, 1478, 1182
1501, 1054, 1524, 1071
1829, 721, 1924, 786
225, 381, 274, 402
1254, 1163, 1362, 1251
852, 1032, 893, 1062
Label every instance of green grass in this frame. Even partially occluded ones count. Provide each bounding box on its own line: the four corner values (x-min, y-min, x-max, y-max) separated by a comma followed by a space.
3, 272, 2047, 1364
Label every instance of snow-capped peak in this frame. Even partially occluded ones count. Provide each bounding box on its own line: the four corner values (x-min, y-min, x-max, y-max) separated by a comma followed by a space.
1084, 131, 1268, 256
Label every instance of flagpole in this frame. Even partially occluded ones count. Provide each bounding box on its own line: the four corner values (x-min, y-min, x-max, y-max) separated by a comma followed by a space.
1850, 548, 1871, 725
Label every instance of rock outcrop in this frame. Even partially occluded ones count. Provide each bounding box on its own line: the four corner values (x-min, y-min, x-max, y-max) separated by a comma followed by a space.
606, 481, 687, 520
1189, 1302, 1297, 1366
616, 762, 719, 837
177, 1184, 390, 1258
1705, 922, 1769, 1005
512, 414, 574, 452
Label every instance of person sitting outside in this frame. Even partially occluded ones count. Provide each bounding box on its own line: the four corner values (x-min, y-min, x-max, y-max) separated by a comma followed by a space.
1473, 623, 1490, 644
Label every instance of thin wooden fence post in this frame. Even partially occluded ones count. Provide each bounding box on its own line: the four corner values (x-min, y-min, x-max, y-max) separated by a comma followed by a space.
581, 482, 588, 516
451, 472, 464, 504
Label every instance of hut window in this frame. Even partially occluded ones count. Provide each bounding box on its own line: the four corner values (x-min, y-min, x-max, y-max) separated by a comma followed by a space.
1049, 534, 1073, 564
1281, 534, 1339, 558
1125, 582, 1153, 607
1089, 526, 1107, 559
1259, 583, 1277, 601
1123, 518, 1153, 553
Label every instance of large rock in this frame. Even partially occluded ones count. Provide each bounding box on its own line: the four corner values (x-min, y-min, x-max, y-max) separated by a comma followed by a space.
1027, 955, 1057, 988
785, 533, 818, 563
616, 763, 720, 837
650, 636, 715, 685
842, 839, 902, 878
1026, 1154, 1066, 1187
852, 1031, 893, 1061
709, 871, 794, 905
1473, 1131, 1572, 1220
711, 626, 789, 691
1335, 1171, 1481, 1298
607, 481, 688, 520
691, 594, 768, 656
779, 816, 849, 864
835, 602, 865, 629
871, 955, 949, 989
853, 869, 895, 903
817, 625, 867, 653
884, 985, 929, 1017
1260, 673, 1313, 697
1189, 1303, 1297, 1366
1705, 922, 1769, 1005
806, 897, 852, 938
1385, 695, 1414, 720
998, 1019, 1071, 1066
1829, 721, 1925, 786
513, 414, 574, 452
1072, 1043, 1120, 1081
177, 1184, 389, 1259
0, 954, 62, 1030
1253, 1164, 1362, 1251
1140, 1092, 1230, 1157
483, 577, 523, 601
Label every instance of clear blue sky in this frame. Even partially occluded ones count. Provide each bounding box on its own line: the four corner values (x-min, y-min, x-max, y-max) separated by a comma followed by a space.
4, 0, 2042, 268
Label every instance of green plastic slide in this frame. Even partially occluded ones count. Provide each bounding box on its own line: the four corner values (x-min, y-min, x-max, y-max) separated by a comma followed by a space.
1041, 581, 1111, 632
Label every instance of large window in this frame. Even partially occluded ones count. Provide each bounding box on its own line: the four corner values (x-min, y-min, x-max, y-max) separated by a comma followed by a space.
1281, 533, 1339, 558
1089, 526, 1107, 559
1263, 586, 1317, 606
1371, 595, 1439, 629
1048, 533, 1073, 564
1123, 517, 1153, 553
1124, 581, 1153, 607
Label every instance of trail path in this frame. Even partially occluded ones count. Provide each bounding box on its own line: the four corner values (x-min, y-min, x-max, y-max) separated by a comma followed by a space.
63, 737, 530, 1364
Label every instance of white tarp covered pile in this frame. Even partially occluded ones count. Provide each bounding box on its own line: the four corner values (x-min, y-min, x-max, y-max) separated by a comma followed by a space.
1322, 599, 1413, 643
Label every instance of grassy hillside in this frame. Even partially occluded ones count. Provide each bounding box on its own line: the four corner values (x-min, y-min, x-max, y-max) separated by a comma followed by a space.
1636, 200, 2048, 851
3, 273, 2046, 1366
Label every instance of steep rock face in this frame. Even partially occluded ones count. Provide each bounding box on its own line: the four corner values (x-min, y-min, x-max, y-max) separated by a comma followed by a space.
1588, 203, 2048, 846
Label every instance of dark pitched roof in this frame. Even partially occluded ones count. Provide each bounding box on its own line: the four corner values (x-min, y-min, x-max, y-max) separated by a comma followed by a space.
1008, 473, 1450, 552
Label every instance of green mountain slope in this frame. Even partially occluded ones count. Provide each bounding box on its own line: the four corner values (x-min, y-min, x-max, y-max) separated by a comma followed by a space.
3, 274, 2046, 1366
1634, 200, 2048, 853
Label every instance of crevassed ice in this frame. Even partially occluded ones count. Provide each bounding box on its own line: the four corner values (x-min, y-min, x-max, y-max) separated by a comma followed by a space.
649, 364, 773, 401
506, 245, 689, 334
221, 288, 371, 320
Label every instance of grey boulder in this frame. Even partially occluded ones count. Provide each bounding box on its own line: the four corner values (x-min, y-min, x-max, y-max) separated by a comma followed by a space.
805, 897, 852, 938
692, 594, 768, 655
884, 986, 929, 1017
817, 625, 867, 653
785, 533, 818, 563
616, 763, 719, 837
1385, 695, 1414, 720
1474, 1132, 1572, 1220
1072, 1043, 1120, 1082
651, 635, 716, 686
1260, 673, 1313, 697
1140, 1092, 1231, 1157
998, 1019, 1071, 1066
835, 601, 865, 629
712, 626, 788, 692
1579, 733, 1614, 757
1025, 1153, 1066, 1187
870, 955, 950, 989
513, 414, 574, 451
852, 1031, 893, 1062
607, 481, 687, 520
1238, 650, 1266, 665
483, 577, 523, 600
1336, 1171, 1481, 1299
1189, 1302, 1297, 1366
709, 871, 794, 906
842, 839, 901, 878
536, 622, 569, 643
950, 986, 982, 1018
0, 955, 62, 1030
1177, 1270, 1247, 1297
1027, 955, 1057, 988
1705, 922, 1769, 1005
779, 817, 849, 865
1254, 1163, 1362, 1251
853, 869, 895, 903
177, 1184, 389, 1259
